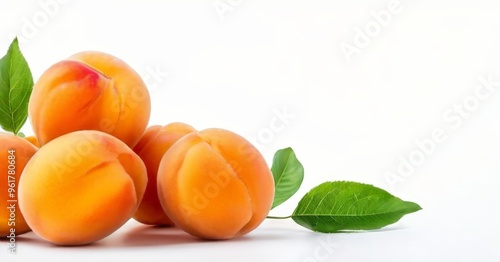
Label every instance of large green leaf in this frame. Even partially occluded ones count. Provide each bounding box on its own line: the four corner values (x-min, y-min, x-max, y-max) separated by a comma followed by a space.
292, 181, 421, 232
271, 147, 304, 209
0, 38, 34, 135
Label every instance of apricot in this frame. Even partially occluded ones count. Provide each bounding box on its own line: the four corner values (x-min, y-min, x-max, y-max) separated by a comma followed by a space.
25, 136, 40, 148
29, 51, 151, 147
157, 128, 274, 239
132, 123, 196, 226
18, 130, 147, 245
0, 134, 37, 237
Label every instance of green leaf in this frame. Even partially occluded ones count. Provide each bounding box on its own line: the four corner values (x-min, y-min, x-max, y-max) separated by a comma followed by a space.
291, 181, 421, 233
0, 38, 34, 135
271, 147, 304, 209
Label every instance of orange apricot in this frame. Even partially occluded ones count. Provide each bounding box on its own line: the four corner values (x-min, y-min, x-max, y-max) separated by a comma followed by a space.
157, 128, 274, 239
0, 133, 37, 237
18, 130, 147, 245
29, 51, 150, 147
132, 123, 196, 226
25, 136, 40, 148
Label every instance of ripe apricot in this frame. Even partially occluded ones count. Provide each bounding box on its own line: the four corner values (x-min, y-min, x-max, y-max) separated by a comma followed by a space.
0, 134, 37, 237
25, 136, 40, 148
132, 123, 196, 226
29, 51, 151, 147
157, 128, 274, 239
18, 131, 147, 245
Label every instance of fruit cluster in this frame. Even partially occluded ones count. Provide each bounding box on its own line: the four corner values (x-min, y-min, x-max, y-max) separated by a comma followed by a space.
1, 51, 274, 245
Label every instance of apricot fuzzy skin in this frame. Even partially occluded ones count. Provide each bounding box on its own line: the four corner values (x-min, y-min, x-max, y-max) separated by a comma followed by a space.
133, 123, 196, 226
18, 131, 147, 245
25, 136, 40, 148
157, 128, 274, 239
29, 51, 151, 147
0, 133, 37, 237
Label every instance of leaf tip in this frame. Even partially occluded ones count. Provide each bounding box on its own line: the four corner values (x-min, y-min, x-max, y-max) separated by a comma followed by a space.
8, 37, 19, 50
404, 201, 423, 214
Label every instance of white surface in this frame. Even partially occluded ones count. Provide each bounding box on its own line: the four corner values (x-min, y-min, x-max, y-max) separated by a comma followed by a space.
1, 0, 500, 261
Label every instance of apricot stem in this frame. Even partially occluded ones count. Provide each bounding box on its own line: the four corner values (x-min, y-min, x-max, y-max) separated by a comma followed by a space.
266, 215, 292, 219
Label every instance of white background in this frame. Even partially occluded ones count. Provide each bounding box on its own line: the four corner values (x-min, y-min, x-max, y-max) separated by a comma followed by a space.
1, 0, 500, 261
